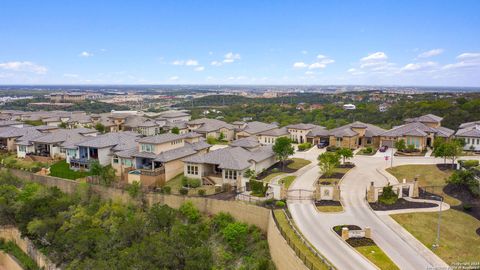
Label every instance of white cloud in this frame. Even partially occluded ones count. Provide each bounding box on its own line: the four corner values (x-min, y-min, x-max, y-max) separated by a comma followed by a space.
185, 59, 199, 66
361, 52, 388, 62
442, 52, 480, 70
305, 71, 314, 75
169, 76, 179, 81
194, 66, 205, 71
79, 51, 93, 57
401, 61, 438, 72
210, 61, 222, 66
223, 52, 241, 63
172, 60, 184, 65
293, 62, 307, 68
418, 49, 444, 58
0, 61, 47, 74
308, 62, 326, 69
301, 50, 308, 55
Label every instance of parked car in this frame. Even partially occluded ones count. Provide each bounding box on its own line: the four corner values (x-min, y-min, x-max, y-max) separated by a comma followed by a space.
317, 141, 328, 148
379, 145, 388, 152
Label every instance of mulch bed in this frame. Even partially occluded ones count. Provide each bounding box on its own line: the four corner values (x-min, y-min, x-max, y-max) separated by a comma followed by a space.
319, 172, 344, 179
476, 228, 480, 237
256, 161, 296, 180
369, 198, 437, 211
315, 200, 341, 207
443, 183, 480, 221
346, 237, 376, 247
436, 163, 456, 171
333, 225, 361, 236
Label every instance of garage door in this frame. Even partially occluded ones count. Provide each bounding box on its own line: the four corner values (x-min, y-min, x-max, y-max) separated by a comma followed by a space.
381, 140, 394, 147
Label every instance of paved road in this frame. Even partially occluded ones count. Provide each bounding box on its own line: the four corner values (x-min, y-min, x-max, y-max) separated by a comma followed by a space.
287, 149, 478, 270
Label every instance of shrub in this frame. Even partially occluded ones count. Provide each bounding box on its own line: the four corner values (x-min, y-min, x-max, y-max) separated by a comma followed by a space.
181, 177, 201, 188
197, 189, 206, 196
212, 212, 235, 231
326, 146, 339, 152
207, 136, 216, 144
378, 185, 398, 205
179, 187, 188, 195
463, 204, 472, 212
179, 201, 201, 223
275, 201, 286, 208
214, 186, 222, 193
406, 144, 417, 152
297, 142, 312, 151
250, 180, 267, 197
222, 222, 249, 252
364, 146, 373, 153
162, 186, 171, 194
461, 160, 479, 169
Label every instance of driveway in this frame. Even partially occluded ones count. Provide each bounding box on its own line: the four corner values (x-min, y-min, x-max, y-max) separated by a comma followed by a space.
286, 152, 474, 270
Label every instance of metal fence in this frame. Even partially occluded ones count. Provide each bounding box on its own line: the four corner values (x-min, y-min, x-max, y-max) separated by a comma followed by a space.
272, 209, 336, 270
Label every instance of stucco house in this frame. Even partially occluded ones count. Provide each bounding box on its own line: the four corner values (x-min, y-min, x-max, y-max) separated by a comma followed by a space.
380, 114, 454, 150
187, 118, 236, 141
258, 127, 290, 145
455, 121, 480, 151
183, 141, 276, 190
234, 121, 278, 139
325, 122, 386, 149
286, 123, 324, 144
112, 132, 210, 186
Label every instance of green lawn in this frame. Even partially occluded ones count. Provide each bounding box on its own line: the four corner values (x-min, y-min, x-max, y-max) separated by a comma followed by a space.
355, 245, 399, 270
49, 161, 91, 180
287, 158, 311, 170
0, 154, 50, 172
262, 172, 285, 182
316, 205, 343, 213
165, 173, 217, 195
273, 210, 330, 270
386, 164, 458, 205
279, 175, 296, 189
391, 209, 480, 265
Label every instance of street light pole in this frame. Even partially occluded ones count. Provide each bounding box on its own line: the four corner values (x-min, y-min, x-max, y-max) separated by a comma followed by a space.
431, 194, 443, 250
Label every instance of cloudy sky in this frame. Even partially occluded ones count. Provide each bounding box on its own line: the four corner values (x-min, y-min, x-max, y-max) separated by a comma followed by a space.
1, 0, 479, 86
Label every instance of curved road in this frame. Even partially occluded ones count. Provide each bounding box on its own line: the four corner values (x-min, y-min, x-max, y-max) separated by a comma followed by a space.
287, 148, 476, 270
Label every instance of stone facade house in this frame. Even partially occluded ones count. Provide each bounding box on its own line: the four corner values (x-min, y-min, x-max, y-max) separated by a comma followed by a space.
455, 121, 480, 151
186, 118, 235, 141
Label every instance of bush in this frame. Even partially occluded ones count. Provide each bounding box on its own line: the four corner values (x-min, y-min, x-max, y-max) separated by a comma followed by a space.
212, 212, 235, 231
378, 185, 398, 205
222, 222, 249, 252
326, 146, 339, 152
463, 204, 472, 212
179, 201, 201, 223
364, 146, 373, 153
162, 186, 171, 194
179, 187, 188, 195
275, 201, 286, 208
297, 142, 312, 151
197, 189, 206, 196
214, 186, 222, 193
207, 136, 217, 145
181, 177, 201, 188
448, 170, 479, 197
461, 160, 479, 169
250, 180, 267, 197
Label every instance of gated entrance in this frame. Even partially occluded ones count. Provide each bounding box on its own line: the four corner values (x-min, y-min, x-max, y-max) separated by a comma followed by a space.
287, 189, 314, 201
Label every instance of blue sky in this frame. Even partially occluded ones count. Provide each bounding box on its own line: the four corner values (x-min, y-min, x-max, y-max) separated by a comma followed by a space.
0, 0, 479, 86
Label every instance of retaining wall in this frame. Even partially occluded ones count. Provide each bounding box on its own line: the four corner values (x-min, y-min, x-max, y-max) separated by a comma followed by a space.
5, 168, 310, 269
0, 251, 23, 270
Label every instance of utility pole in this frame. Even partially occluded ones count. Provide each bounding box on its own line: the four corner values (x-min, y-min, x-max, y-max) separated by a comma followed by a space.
431, 194, 443, 250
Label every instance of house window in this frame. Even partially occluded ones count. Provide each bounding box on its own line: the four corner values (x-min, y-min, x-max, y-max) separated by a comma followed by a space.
122, 159, 132, 167
18, 145, 26, 152
113, 157, 119, 164
225, 170, 237, 180
141, 144, 154, 152
187, 165, 198, 175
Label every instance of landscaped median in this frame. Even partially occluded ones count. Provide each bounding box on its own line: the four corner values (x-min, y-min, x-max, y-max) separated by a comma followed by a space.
333, 225, 399, 270
273, 209, 333, 270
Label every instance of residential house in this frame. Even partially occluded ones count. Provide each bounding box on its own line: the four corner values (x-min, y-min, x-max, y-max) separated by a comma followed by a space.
455, 121, 480, 151
234, 121, 278, 139
258, 127, 290, 145
69, 131, 141, 170
286, 123, 324, 144
113, 132, 210, 186
187, 118, 235, 141
326, 122, 386, 149
380, 114, 454, 150
0, 126, 45, 152
16, 128, 98, 159
156, 111, 191, 123
183, 143, 276, 190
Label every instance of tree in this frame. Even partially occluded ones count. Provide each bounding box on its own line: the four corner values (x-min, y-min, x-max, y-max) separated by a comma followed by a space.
127, 181, 142, 199
89, 161, 116, 186
94, 123, 106, 133
336, 148, 353, 164
318, 152, 340, 177
441, 139, 463, 167
218, 132, 225, 141
394, 139, 406, 152
171, 127, 180, 134
58, 122, 68, 129
243, 169, 257, 179
272, 137, 294, 170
